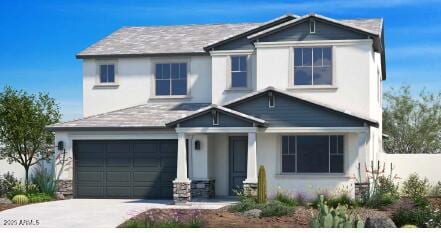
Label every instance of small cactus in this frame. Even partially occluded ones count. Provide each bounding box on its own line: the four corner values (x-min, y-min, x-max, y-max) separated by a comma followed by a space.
311, 195, 364, 228
12, 194, 29, 205
257, 165, 267, 204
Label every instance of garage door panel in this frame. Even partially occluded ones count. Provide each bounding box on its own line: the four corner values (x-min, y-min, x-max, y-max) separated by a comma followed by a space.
106, 187, 131, 197
106, 171, 131, 182
77, 186, 105, 197
133, 143, 158, 153
133, 171, 160, 182
106, 153, 132, 167
133, 186, 160, 198
77, 143, 106, 153
77, 171, 104, 182
74, 140, 177, 199
106, 143, 132, 153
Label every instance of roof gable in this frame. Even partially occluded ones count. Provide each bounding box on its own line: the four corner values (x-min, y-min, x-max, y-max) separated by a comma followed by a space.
224, 87, 378, 127
166, 105, 266, 128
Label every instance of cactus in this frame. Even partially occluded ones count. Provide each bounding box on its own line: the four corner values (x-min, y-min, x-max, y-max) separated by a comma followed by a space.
12, 194, 29, 205
257, 165, 267, 204
311, 195, 364, 228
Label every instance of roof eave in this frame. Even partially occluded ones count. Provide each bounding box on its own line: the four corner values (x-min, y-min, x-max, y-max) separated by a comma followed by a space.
76, 52, 209, 59
46, 126, 169, 132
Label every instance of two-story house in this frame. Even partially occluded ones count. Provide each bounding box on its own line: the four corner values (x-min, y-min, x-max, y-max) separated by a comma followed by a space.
48, 13, 386, 203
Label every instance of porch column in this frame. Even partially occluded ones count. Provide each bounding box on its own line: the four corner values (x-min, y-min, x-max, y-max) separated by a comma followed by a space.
243, 132, 258, 196
173, 133, 191, 203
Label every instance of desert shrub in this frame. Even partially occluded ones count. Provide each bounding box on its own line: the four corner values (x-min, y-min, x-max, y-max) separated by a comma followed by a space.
31, 166, 57, 196
260, 200, 293, 217
429, 182, 441, 197
362, 176, 400, 209
402, 173, 430, 200
274, 190, 298, 207
311, 193, 356, 209
230, 196, 258, 212
392, 207, 436, 227
28, 193, 54, 203
121, 210, 203, 228
0, 172, 20, 198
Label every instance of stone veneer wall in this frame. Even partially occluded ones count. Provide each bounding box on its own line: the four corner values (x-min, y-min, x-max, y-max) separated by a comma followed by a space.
191, 179, 215, 199
243, 182, 257, 197
58, 180, 73, 198
355, 182, 370, 200
173, 181, 191, 203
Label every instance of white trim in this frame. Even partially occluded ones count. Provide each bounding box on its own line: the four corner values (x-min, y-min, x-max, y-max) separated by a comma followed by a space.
150, 57, 191, 98
255, 39, 373, 48
176, 127, 257, 133
95, 60, 118, 86
66, 131, 178, 140
210, 50, 254, 56
261, 127, 369, 133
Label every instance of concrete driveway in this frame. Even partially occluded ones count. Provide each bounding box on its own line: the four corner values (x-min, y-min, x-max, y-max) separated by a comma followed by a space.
0, 199, 234, 228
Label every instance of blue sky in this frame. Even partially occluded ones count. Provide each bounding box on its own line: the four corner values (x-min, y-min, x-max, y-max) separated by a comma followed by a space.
0, 0, 440, 121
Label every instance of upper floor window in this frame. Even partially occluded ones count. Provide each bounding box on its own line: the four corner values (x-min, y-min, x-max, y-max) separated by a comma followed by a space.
155, 63, 187, 96
294, 47, 332, 86
99, 64, 115, 83
231, 56, 247, 88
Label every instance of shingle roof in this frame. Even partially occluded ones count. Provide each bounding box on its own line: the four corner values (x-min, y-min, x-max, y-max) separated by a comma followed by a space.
76, 15, 383, 57
47, 103, 210, 131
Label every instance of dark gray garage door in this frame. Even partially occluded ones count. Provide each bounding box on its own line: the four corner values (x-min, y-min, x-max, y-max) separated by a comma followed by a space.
74, 140, 177, 199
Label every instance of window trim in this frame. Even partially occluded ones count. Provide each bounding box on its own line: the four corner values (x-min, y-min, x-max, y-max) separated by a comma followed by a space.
151, 58, 191, 98
310, 19, 316, 34
230, 55, 248, 89
212, 110, 219, 126
225, 52, 253, 91
279, 135, 345, 175
288, 46, 336, 89
95, 60, 119, 88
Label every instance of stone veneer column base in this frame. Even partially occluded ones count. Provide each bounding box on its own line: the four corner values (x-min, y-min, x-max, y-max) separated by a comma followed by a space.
355, 182, 370, 200
243, 182, 258, 197
57, 180, 73, 199
173, 181, 191, 204
191, 179, 215, 199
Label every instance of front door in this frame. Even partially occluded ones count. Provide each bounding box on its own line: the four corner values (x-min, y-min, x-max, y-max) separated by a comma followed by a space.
229, 136, 248, 196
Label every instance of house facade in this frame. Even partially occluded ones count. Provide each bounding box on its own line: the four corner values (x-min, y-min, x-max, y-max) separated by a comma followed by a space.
48, 13, 386, 203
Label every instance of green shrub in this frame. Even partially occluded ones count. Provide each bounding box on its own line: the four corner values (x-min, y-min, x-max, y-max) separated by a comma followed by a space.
362, 176, 399, 209
392, 207, 433, 227
31, 166, 57, 196
28, 193, 54, 203
230, 196, 258, 212
260, 200, 293, 217
257, 166, 267, 204
310, 195, 364, 228
274, 190, 298, 207
429, 181, 441, 197
311, 193, 356, 209
0, 172, 20, 198
12, 194, 29, 205
402, 173, 430, 200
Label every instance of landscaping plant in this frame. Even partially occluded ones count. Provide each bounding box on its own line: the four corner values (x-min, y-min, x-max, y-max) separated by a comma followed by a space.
392, 206, 441, 228
429, 182, 441, 197
122, 209, 204, 228
401, 173, 430, 207
12, 194, 29, 205
310, 195, 364, 228
274, 188, 298, 207
28, 193, 54, 203
31, 165, 57, 196
0, 172, 19, 198
0, 86, 60, 190
257, 165, 267, 204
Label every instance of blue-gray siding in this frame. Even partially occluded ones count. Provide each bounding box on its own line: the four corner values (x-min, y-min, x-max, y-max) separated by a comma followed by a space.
228, 93, 365, 127
179, 111, 253, 127
214, 37, 255, 50
259, 20, 368, 42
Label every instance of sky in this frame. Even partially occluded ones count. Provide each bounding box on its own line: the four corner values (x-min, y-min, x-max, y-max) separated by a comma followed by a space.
0, 0, 440, 121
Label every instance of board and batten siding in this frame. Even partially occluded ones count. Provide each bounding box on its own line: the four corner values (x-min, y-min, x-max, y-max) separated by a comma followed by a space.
179, 111, 253, 127
228, 92, 365, 127
259, 20, 368, 42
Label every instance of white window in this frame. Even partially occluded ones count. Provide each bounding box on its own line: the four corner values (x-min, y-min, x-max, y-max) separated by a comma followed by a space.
231, 56, 247, 88
155, 63, 187, 96
294, 47, 332, 86
212, 110, 219, 125
310, 19, 316, 34
99, 64, 115, 83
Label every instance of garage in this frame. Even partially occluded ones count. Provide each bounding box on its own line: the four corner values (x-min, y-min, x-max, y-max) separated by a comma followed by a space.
73, 140, 177, 199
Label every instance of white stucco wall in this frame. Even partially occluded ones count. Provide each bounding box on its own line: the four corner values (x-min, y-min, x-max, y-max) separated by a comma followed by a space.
386, 154, 441, 184
255, 41, 376, 120
83, 56, 212, 117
